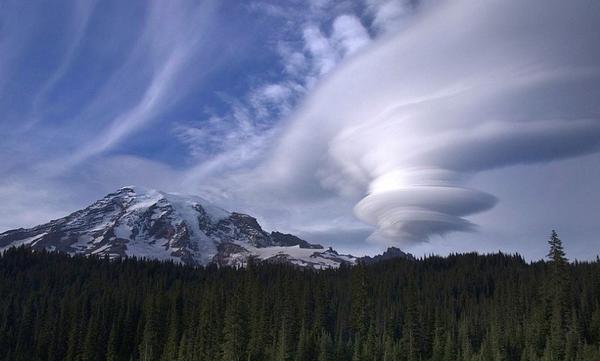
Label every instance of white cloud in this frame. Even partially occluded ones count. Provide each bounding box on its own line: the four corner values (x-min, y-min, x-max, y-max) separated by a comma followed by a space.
303, 25, 340, 76
177, 12, 371, 190
70, 49, 188, 164
59, 0, 219, 167
301, 14, 371, 77
249, 83, 296, 118
259, 84, 293, 102
203, 0, 600, 247
364, 0, 412, 33
24, 0, 97, 130
282, 50, 308, 77
331, 15, 371, 56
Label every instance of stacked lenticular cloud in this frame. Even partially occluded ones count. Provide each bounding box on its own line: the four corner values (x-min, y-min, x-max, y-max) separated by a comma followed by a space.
261, 0, 600, 245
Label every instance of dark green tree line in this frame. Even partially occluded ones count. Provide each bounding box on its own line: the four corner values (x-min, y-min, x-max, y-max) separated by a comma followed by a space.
0, 231, 598, 361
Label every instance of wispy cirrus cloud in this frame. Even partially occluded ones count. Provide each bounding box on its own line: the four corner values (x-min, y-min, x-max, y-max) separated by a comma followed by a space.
0, 0, 232, 228
63, 0, 221, 167
24, 0, 98, 130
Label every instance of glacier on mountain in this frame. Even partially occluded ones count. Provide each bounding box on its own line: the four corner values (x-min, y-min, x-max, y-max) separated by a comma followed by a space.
0, 186, 365, 268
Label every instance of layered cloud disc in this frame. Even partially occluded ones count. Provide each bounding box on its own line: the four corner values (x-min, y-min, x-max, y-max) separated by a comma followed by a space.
354, 184, 497, 244
252, 0, 600, 245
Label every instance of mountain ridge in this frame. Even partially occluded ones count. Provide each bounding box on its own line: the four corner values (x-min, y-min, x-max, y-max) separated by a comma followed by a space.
0, 186, 412, 268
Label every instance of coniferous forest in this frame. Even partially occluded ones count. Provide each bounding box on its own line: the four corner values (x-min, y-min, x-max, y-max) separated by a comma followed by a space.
1, 233, 599, 361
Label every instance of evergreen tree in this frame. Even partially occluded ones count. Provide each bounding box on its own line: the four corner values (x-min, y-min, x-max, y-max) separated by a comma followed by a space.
106, 320, 121, 361
177, 331, 190, 361
547, 230, 567, 266
317, 330, 334, 361
139, 299, 161, 361
546, 230, 570, 360
295, 324, 309, 361
82, 314, 101, 361
160, 299, 181, 361
221, 294, 245, 361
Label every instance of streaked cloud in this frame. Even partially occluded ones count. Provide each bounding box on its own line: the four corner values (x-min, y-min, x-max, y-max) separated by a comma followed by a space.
65, 0, 220, 166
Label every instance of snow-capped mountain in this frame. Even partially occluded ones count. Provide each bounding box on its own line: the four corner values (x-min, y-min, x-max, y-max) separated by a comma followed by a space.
0, 186, 359, 269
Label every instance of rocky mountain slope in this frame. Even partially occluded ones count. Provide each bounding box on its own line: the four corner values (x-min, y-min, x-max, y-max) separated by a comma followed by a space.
0, 186, 401, 268
359, 247, 415, 263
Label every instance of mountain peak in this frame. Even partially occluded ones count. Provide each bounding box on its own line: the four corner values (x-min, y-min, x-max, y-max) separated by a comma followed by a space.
0, 186, 371, 269
359, 246, 415, 264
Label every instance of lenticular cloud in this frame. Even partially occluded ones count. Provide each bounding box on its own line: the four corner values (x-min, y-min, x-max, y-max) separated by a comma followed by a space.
261, 0, 600, 245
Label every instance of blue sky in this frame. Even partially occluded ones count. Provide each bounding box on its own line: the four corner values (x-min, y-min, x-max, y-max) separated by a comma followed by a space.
1, 0, 600, 260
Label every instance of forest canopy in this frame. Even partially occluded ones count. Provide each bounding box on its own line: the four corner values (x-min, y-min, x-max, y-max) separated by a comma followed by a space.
0, 232, 599, 361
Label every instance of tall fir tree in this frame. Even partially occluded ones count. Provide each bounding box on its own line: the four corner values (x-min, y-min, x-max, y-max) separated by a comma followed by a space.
546, 230, 571, 361
221, 294, 245, 361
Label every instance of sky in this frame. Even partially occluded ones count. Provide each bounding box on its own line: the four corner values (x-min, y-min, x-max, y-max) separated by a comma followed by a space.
1, 0, 599, 260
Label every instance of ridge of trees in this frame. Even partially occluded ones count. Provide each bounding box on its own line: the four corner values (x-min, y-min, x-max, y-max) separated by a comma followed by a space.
0, 231, 598, 360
